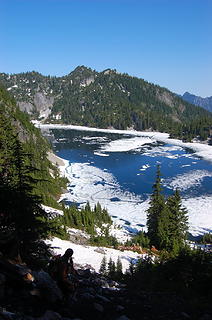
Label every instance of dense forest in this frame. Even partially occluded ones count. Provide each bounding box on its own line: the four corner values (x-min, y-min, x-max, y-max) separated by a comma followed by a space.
1, 66, 212, 141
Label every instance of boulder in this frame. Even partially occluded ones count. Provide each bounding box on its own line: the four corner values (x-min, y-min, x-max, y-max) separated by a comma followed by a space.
32, 270, 63, 303
37, 310, 62, 320
93, 302, 104, 313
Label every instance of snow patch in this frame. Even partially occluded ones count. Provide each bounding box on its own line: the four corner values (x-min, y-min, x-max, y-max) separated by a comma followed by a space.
59, 162, 148, 234
46, 237, 144, 272
140, 164, 150, 171
101, 136, 154, 152
41, 205, 63, 218
182, 196, 212, 236
94, 152, 109, 157
163, 170, 212, 191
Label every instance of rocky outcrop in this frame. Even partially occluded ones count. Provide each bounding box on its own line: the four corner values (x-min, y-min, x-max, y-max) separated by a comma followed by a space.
18, 101, 35, 114
18, 92, 54, 119
33, 92, 54, 119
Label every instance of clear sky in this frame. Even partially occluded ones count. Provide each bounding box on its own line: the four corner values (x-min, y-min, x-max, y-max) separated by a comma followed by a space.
0, 0, 211, 97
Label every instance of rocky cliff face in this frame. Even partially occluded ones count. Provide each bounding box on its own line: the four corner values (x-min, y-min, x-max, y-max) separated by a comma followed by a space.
18, 92, 54, 118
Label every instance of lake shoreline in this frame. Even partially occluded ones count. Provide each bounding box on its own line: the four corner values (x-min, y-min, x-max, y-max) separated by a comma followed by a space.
34, 122, 212, 163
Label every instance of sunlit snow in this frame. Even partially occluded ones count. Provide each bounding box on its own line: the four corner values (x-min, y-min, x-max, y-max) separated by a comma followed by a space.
46, 237, 144, 273
101, 136, 154, 152
163, 170, 212, 191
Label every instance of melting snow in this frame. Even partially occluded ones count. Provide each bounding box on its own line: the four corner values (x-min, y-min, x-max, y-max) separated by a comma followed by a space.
101, 136, 154, 152
163, 170, 212, 191
57, 160, 212, 237
46, 237, 144, 272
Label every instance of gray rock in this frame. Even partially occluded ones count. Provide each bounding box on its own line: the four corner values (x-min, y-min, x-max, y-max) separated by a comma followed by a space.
92, 278, 109, 288
37, 310, 62, 320
32, 270, 63, 303
79, 292, 95, 302
115, 316, 131, 320
18, 102, 34, 114
181, 312, 191, 319
107, 280, 118, 287
33, 92, 54, 119
0, 308, 16, 320
116, 305, 125, 312
95, 294, 111, 304
93, 302, 104, 313
86, 287, 96, 295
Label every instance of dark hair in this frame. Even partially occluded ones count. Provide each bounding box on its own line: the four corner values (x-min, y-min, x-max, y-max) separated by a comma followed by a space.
64, 248, 73, 257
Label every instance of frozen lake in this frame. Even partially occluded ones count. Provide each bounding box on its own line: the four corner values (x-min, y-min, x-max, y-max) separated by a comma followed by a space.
42, 126, 212, 237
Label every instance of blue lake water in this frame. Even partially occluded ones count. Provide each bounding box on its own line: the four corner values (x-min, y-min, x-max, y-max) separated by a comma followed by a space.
49, 129, 212, 200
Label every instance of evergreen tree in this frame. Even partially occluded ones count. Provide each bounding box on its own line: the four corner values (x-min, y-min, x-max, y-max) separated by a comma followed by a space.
166, 189, 188, 253
108, 257, 116, 278
99, 255, 107, 276
116, 256, 123, 279
146, 167, 189, 253
146, 165, 167, 249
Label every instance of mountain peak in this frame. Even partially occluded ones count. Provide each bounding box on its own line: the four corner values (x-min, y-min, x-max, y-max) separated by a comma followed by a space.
71, 65, 94, 74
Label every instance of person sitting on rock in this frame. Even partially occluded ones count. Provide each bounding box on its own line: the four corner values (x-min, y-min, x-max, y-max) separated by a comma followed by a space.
56, 248, 79, 296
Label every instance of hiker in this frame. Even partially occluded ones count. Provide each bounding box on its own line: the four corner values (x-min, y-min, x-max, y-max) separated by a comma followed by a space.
56, 248, 79, 296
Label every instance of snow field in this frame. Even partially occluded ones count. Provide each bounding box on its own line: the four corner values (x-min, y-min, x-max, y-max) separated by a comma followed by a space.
46, 237, 144, 273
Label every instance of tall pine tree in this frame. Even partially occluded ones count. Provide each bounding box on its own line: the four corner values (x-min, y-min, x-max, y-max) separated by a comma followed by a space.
147, 165, 167, 249
147, 167, 189, 252
166, 189, 188, 253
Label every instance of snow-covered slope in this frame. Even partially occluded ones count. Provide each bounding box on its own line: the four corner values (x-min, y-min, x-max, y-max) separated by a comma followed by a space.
46, 237, 145, 273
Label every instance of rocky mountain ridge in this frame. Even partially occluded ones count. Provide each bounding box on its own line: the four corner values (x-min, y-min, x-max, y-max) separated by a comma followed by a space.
181, 91, 212, 113
1, 66, 212, 140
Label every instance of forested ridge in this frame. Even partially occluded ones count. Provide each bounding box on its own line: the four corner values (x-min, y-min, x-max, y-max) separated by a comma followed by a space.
1, 66, 212, 141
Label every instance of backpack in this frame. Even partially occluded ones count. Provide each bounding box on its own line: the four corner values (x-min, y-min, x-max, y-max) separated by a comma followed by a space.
47, 254, 61, 280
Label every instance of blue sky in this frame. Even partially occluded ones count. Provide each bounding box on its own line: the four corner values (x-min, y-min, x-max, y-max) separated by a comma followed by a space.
0, 0, 211, 97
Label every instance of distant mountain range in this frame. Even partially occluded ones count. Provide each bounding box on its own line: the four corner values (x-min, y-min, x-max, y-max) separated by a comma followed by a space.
181, 92, 212, 113
0, 66, 212, 141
